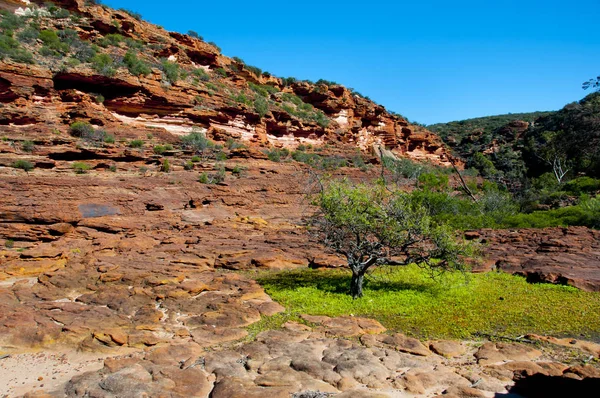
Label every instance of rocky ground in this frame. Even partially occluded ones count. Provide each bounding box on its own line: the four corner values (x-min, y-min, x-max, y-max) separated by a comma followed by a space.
1, 143, 599, 397
0, 1, 599, 396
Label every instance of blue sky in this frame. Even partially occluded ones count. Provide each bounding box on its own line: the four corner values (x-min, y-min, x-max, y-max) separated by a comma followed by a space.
103, 1, 600, 124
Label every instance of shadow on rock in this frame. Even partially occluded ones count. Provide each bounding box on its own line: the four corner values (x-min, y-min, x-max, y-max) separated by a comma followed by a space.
497, 374, 600, 398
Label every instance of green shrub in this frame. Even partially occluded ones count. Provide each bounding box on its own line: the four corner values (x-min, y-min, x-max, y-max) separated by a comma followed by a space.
16, 26, 39, 43
69, 121, 94, 137
0, 10, 24, 31
161, 60, 179, 84
265, 148, 290, 162
249, 82, 278, 97
226, 138, 245, 150
119, 8, 142, 20
0, 33, 34, 64
50, 7, 71, 19
564, 177, 600, 195
123, 51, 151, 76
418, 172, 449, 191
12, 159, 34, 171
181, 131, 213, 152
21, 140, 34, 152
109, 164, 117, 172
244, 64, 262, 76
4, 239, 14, 248
153, 145, 166, 155
214, 67, 227, 78
215, 151, 227, 161
254, 97, 269, 118
191, 155, 201, 163
39, 30, 70, 54
129, 139, 144, 148
192, 68, 210, 81
72, 162, 91, 174
232, 164, 245, 175
187, 30, 202, 40
90, 53, 115, 76
184, 160, 194, 170
57, 29, 79, 45
160, 158, 170, 172
198, 165, 226, 184
98, 33, 124, 47
73, 43, 97, 63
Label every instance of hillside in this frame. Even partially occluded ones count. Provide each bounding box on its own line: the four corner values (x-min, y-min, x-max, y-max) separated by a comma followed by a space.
0, 0, 447, 165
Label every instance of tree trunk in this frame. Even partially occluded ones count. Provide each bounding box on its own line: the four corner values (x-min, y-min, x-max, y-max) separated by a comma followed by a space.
350, 271, 365, 299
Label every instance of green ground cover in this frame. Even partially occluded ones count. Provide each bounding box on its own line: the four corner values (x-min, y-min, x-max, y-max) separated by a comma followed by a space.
253, 265, 600, 340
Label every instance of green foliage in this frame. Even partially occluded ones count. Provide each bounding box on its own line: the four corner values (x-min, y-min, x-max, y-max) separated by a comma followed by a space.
312, 180, 474, 297
198, 165, 226, 184
264, 148, 290, 162
281, 77, 297, 86
418, 172, 449, 191
244, 64, 262, 76
564, 177, 600, 195
0, 10, 24, 31
161, 59, 179, 84
279, 93, 330, 127
98, 33, 125, 47
187, 30, 202, 40
16, 26, 39, 43
231, 92, 252, 106
12, 159, 34, 171
39, 29, 70, 54
4, 239, 14, 248
249, 82, 278, 97
123, 51, 151, 76
214, 67, 227, 78
153, 145, 167, 155
69, 122, 108, 146
428, 111, 553, 142
181, 130, 213, 152
104, 134, 115, 144
118, 8, 142, 20
184, 160, 194, 170
0, 33, 34, 64
192, 68, 210, 81
254, 97, 269, 118
257, 265, 600, 339
73, 42, 97, 63
226, 138, 245, 150
21, 140, 34, 152
191, 155, 201, 163
72, 162, 92, 174
160, 158, 170, 173
90, 53, 115, 76
129, 139, 144, 148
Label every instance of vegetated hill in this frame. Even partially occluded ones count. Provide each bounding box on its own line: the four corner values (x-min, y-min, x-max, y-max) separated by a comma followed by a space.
428, 111, 554, 141
0, 0, 448, 165
428, 111, 553, 156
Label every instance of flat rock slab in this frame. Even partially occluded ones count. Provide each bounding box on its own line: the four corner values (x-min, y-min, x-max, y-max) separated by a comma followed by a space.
361, 333, 431, 356
300, 315, 386, 337
474, 342, 542, 365
429, 340, 466, 358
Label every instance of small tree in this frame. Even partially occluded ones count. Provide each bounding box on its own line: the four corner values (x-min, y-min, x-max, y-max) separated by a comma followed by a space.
310, 180, 474, 298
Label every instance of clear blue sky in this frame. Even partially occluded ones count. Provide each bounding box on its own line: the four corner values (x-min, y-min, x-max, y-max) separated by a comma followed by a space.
103, 0, 600, 124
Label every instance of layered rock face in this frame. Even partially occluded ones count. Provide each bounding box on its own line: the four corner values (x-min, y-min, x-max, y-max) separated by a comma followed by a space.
471, 227, 600, 292
0, 0, 447, 164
